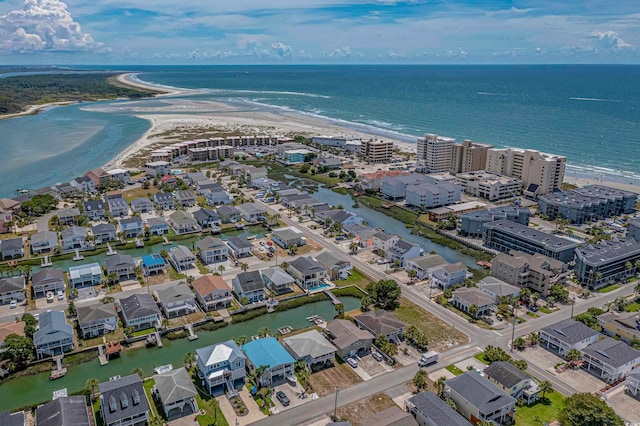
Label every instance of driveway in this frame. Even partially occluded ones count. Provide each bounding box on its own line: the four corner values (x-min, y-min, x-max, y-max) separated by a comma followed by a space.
271, 381, 308, 412
357, 354, 387, 378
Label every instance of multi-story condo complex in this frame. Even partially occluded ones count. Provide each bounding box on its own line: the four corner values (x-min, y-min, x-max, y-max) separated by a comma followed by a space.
450, 139, 493, 174
405, 182, 462, 209
491, 251, 568, 296
416, 133, 455, 173
538, 185, 637, 225
628, 219, 640, 242
460, 206, 531, 238
455, 170, 522, 201
482, 219, 579, 263
311, 135, 361, 152
360, 139, 394, 163
485, 148, 566, 197
575, 239, 640, 289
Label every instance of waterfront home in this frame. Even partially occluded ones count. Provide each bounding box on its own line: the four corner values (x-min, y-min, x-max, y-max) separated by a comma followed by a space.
192, 275, 233, 312
142, 254, 167, 276
283, 329, 336, 369
57, 207, 81, 225
99, 374, 150, 426
205, 188, 233, 206
196, 180, 224, 196
119, 293, 162, 331
315, 251, 352, 281
477, 277, 521, 302
484, 361, 540, 404
83, 199, 105, 220
106, 168, 131, 184
405, 182, 462, 209
175, 190, 196, 207
54, 182, 79, 197
145, 160, 171, 177
36, 395, 91, 426
169, 210, 200, 234
77, 302, 117, 339
232, 270, 266, 303
140, 217, 166, 236
345, 224, 377, 248
261, 267, 295, 294
288, 256, 327, 291
119, 217, 143, 238
196, 340, 246, 395
316, 157, 343, 169
405, 391, 471, 426
372, 232, 400, 253
581, 337, 640, 383
154, 192, 175, 210
575, 239, 640, 290
625, 371, 640, 398
324, 210, 364, 227
32, 268, 65, 299
0, 237, 24, 260
156, 286, 197, 319
242, 337, 295, 387
0, 276, 25, 305
91, 223, 117, 244
271, 227, 305, 249
236, 202, 267, 222
251, 177, 280, 191
70, 176, 95, 193
216, 205, 240, 223
324, 319, 374, 359
452, 288, 495, 319
30, 230, 58, 255
225, 236, 253, 259
68, 263, 102, 288
388, 240, 424, 267
355, 310, 405, 342
153, 367, 198, 420
34, 310, 74, 359
168, 246, 197, 272
105, 253, 136, 281
539, 319, 601, 356
431, 262, 467, 289
405, 254, 449, 280
193, 208, 221, 229
184, 171, 207, 185
196, 236, 228, 265
597, 311, 640, 344
490, 251, 568, 297
444, 372, 516, 425
61, 226, 91, 251
85, 168, 110, 187
161, 175, 177, 186
130, 198, 153, 214
107, 197, 129, 217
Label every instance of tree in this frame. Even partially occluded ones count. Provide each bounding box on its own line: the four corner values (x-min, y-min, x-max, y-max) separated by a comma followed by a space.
512, 359, 528, 370
468, 304, 479, 319
233, 335, 248, 346
412, 370, 428, 392
558, 393, 623, 426
288, 245, 298, 256
258, 327, 271, 338
360, 295, 373, 312
366, 279, 402, 310
86, 378, 100, 402
528, 332, 540, 347
239, 262, 249, 272
566, 348, 581, 366
348, 242, 359, 255
2, 334, 34, 365
392, 259, 401, 272
22, 313, 37, 339
513, 337, 527, 351
217, 264, 225, 274
335, 303, 345, 318
549, 284, 569, 303
407, 269, 418, 283
435, 376, 447, 398
519, 287, 531, 304
184, 352, 196, 369
539, 380, 553, 400
131, 367, 144, 379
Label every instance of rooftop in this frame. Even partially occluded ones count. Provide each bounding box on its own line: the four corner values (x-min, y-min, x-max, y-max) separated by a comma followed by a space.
142, 254, 166, 267
445, 371, 516, 414
98, 374, 149, 426
242, 337, 295, 369
541, 319, 601, 345
289, 256, 326, 275
406, 392, 471, 426
484, 361, 531, 388
120, 293, 160, 320
582, 337, 640, 368
284, 329, 336, 360
77, 303, 117, 325
576, 238, 640, 266
453, 287, 495, 307
234, 271, 265, 292
36, 395, 90, 426
156, 286, 195, 305
325, 319, 374, 349
478, 277, 521, 297
192, 275, 231, 295
153, 367, 197, 406
355, 310, 405, 336
484, 219, 580, 251
196, 340, 245, 367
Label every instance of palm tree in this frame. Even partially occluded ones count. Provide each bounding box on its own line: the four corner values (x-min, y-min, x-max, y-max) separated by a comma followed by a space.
468, 304, 479, 319
348, 242, 359, 255
239, 262, 249, 272
407, 269, 418, 283
184, 352, 196, 369
288, 245, 298, 256
392, 259, 401, 272
149, 416, 164, 426
539, 380, 553, 400
86, 378, 99, 402
258, 327, 271, 338
233, 335, 248, 346
566, 348, 581, 367
131, 367, 144, 379
360, 295, 373, 311
528, 332, 540, 347
218, 264, 225, 274
519, 287, 531, 304
412, 370, 428, 392
435, 376, 447, 398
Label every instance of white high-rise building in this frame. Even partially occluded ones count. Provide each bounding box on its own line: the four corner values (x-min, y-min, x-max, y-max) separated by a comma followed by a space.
417, 134, 455, 173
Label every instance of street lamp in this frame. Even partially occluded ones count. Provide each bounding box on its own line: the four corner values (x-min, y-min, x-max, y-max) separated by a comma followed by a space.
334, 387, 340, 421
570, 294, 576, 319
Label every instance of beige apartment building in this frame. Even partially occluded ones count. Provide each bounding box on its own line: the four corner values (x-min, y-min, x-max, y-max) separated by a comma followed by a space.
451, 139, 493, 174
360, 139, 394, 163
417, 133, 455, 173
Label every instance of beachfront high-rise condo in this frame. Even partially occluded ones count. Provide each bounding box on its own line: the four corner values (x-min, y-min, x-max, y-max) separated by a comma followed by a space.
416, 133, 455, 173
451, 139, 493, 174
360, 139, 394, 163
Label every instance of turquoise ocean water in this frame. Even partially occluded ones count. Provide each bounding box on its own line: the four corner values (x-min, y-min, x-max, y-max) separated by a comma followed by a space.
1, 65, 639, 197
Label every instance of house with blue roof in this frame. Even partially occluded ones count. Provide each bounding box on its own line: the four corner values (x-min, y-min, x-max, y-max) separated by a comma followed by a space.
142, 254, 167, 276
34, 310, 74, 359
196, 340, 246, 396
242, 337, 295, 387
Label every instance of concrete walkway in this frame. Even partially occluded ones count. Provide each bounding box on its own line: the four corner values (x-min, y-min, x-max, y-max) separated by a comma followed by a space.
217, 387, 267, 426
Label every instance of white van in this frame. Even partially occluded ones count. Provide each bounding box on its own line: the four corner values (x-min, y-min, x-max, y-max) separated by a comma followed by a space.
418, 351, 439, 367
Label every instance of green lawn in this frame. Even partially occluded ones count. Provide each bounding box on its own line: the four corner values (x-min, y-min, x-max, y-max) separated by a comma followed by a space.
132, 327, 155, 337
195, 260, 210, 274
169, 267, 187, 280
474, 352, 490, 365
624, 302, 640, 312
597, 284, 621, 293
445, 365, 465, 376
93, 398, 104, 426
336, 268, 372, 288
526, 312, 539, 318
539, 306, 552, 314
196, 393, 229, 426
516, 392, 565, 426
142, 378, 160, 418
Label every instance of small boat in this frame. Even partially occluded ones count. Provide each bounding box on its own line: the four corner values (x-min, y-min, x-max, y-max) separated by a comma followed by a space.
286, 373, 297, 383
476, 261, 492, 268
50, 368, 67, 380
278, 326, 293, 335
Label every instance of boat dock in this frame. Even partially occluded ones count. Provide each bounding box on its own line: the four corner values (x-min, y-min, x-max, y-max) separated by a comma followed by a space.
155, 331, 163, 348
323, 289, 341, 305
186, 324, 198, 341
50, 356, 67, 380
106, 243, 116, 256
72, 249, 84, 261
135, 238, 144, 247
306, 315, 327, 328
278, 326, 293, 335
99, 340, 122, 365
41, 255, 52, 267
163, 236, 170, 245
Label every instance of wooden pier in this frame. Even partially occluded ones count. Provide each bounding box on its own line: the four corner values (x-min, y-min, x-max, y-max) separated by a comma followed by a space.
186, 324, 198, 341
323, 289, 341, 305
41, 256, 52, 267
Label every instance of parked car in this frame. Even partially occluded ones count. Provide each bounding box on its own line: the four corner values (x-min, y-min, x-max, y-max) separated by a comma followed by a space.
260, 241, 266, 246
276, 390, 290, 406
268, 246, 275, 253
9, 300, 17, 309
46, 292, 54, 303
346, 358, 358, 368
57, 290, 64, 300
371, 351, 383, 362
335, 235, 346, 241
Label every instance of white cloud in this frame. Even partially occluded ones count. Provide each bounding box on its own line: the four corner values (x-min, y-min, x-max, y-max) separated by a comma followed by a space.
0, 0, 106, 52
325, 46, 352, 57
590, 30, 632, 50
271, 42, 293, 58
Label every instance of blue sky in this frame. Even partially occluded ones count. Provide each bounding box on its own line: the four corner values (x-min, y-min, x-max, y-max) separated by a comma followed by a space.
0, 0, 638, 64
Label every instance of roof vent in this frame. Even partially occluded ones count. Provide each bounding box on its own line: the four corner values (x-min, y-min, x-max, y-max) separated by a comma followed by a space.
132, 389, 141, 405
109, 396, 117, 413
120, 392, 129, 409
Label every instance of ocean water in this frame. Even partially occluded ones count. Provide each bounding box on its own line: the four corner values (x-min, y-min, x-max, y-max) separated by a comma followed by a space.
0, 65, 638, 197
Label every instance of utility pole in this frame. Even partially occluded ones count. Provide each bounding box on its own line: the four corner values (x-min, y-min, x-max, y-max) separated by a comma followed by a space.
510, 304, 516, 352
333, 387, 340, 421
570, 293, 576, 319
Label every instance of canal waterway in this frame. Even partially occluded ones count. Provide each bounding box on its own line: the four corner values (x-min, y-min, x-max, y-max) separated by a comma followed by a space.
0, 297, 359, 412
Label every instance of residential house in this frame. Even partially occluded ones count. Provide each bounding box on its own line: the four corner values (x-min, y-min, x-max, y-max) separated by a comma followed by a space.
345, 224, 377, 248
119, 217, 144, 238
451, 288, 496, 318
261, 267, 295, 294
105, 254, 136, 281
478, 277, 521, 303
598, 311, 640, 344
404, 391, 471, 426
225, 236, 253, 259
156, 286, 197, 319
106, 168, 131, 184
284, 329, 336, 368
196, 236, 228, 265
77, 302, 117, 339
146, 217, 169, 236
99, 374, 150, 426
271, 228, 305, 249
316, 157, 343, 170
405, 255, 449, 281
625, 371, 640, 398
196, 180, 225, 196
70, 176, 95, 193
192, 275, 233, 312
168, 246, 197, 272
232, 270, 266, 303
153, 367, 198, 420
315, 251, 352, 280
142, 254, 167, 276
31, 230, 58, 255
83, 199, 105, 220
68, 263, 102, 288
36, 396, 91, 426
539, 319, 601, 356
216, 205, 240, 223
107, 197, 129, 217
242, 337, 295, 387
288, 256, 327, 291
32, 268, 65, 299
85, 168, 110, 187
0, 237, 24, 260
196, 340, 246, 395
581, 337, 640, 383
490, 251, 569, 297
193, 208, 221, 229
355, 310, 405, 342
444, 372, 516, 425
236, 203, 268, 223
34, 310, 74, 359
484, 361, 540, 404
145, 160, 171, 177
361, 407, 417, 426
54, 183, 78, 197
388, 240, 424, 267
324, 319, 375, 359
130, 198, 153, 214
431, 262, 467, 289
57, 208, 81, 225
119, 293, 162, 331
154, 192, 175, 211
372, 232, 400, 254
91, 223, 117, 244
0, 277, 25, 305
205, 188, 233, 206
61, 226, 91, 251
168, 211, 199, 234
175, 190, 196, 207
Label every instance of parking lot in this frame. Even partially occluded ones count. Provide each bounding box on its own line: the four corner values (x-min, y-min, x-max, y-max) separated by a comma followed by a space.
605, 387, 640, 423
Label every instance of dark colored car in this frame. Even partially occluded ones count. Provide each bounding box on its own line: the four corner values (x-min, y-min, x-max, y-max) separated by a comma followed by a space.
276, 390, 290, 406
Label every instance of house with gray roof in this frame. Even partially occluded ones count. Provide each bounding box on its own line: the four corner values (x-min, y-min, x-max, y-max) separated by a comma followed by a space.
0, 410, 24, 426
478, 277, 521, 302
284, 329, 336, 368
362, 407, 418, 426
236, 202, 267, 222
196, 340, 246, 396
355, 310, 405, 342
146, 217, 169, 236
36, 395, 90, 426
31, 230, 58, 255
204, 187, 233, 206
153, 367, 197, 420
216, 205, 240, 223
388, 240, 424, 267
196, 236, 228, 265
119, 293, 162, 331
288, 256, 327, 290
32, 268, 64, 299
0, 276, 25, 305
168, 245, 196, 272
193, 208, 221, 228
490, 251, 568, 297
405, 254, 449, 280
57, 208, 80, 226
272, 227, 305, 249
91, 223, 117, 244
261, 267, 295, 294
581, 337, 640, 383
119, 217, 143, 238
484, 361, 540, 404
315, 251, 352, 280
431, 262, 467, 289
156, 286, 197, 319
0, 237, 23, 260
130, 197, 153, 214
444, 371, 516, 425
232, 271, 266, 303
169, 210, 199, 234
107, 197, 129, 217
105, 253, 136, 281
575, 239, 640, 290
83, 199, 105, 220
154, 192, 175, 210
539, 319, 601, 356
225, 236, 253, 258
61, 226, 91, 251
34, 310, 73, 359
70, 176, 95, 193
175, 190, 196, 207
77, 302, 117, 339
405, 391, 471, 426
68, 263, 102, 288
345, 224, 377, 248
452, 288, 495, 319
99, 374, 150, 426
324, 319, 374, 359
625, 370, 640, 398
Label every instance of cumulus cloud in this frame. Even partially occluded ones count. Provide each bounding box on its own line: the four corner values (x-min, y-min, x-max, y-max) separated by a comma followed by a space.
0, 0, 105, 52
590, 30, 632, 50
271, 42, 293, 58
325, 46, 352, 57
